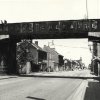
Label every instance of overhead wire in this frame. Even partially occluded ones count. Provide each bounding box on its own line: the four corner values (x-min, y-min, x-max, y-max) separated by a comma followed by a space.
53, 44, 89, 49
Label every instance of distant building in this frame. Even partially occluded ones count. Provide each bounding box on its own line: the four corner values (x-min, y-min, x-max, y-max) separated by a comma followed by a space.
64, 58, 83, 71
43, 45, 64, 72
64, 59, 72, 71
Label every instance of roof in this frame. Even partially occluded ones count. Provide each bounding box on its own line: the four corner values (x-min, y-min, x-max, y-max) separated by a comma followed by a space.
43, 46, 57, 53
43, 45, 63, 56
57, 52, 63, 57
32, 43, 47, 52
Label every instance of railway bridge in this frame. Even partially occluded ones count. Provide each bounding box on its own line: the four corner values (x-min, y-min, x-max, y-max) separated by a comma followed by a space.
0, 19, 99, 74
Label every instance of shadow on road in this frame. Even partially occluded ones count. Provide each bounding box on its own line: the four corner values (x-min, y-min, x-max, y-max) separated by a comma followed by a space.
26, 96, 45, 100
84, 81, 100, 100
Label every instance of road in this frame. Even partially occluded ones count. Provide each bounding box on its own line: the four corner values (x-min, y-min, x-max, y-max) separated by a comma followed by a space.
0, 70, 92, 100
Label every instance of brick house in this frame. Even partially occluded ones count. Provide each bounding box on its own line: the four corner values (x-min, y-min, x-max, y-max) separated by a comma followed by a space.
17, 41, 47, 74
43, 45, 64, 72
31, 41, 47, 72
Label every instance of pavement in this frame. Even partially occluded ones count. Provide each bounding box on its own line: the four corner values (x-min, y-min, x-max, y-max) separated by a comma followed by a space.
20, 70, 99, 80
0, 69, 98, 80
0, 75, 18, 80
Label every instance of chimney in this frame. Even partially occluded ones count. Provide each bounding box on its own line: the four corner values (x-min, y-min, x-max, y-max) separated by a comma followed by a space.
35, 41, 38, 46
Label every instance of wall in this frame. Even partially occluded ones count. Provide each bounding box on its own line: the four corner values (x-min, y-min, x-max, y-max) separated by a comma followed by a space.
29, 46, 38, 64
43, 46, 59, 71
97, 43, 100, 76
0, 39, 17, 74
93, 42, 98, 75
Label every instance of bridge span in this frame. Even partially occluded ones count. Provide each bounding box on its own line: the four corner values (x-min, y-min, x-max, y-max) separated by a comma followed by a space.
0, 19, 100, 74
0, 19, 100, 39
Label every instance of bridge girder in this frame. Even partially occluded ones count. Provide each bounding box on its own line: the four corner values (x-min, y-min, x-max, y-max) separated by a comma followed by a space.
0, 19, 99, 39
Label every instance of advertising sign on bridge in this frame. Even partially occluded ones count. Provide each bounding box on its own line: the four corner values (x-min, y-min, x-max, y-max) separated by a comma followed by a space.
0, 19, 99, 39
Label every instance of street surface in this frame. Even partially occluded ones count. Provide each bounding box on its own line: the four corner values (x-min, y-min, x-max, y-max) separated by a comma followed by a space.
29, 69, 95, 77
0, 70, 99, 100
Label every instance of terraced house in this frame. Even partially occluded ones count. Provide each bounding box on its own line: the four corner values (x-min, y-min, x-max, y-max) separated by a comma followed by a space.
17, 40, 47, 74
43, 45, 64, 72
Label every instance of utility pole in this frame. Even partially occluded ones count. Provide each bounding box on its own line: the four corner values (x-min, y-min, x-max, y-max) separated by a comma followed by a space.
86, 0, 88, 19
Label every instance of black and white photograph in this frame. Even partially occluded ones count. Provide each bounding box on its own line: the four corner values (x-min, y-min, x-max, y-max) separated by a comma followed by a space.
0, 0, 100, 100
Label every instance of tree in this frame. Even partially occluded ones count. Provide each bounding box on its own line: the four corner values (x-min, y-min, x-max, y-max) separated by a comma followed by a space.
16, 40, 34, 67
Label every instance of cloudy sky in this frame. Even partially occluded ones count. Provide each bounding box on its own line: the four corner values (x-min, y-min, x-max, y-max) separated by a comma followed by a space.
0, 0, 99, 23
0, 0, 98, 66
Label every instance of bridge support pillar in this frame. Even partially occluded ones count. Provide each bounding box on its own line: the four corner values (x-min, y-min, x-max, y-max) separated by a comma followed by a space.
7, 39, 17, 74
0, 39, 17, 74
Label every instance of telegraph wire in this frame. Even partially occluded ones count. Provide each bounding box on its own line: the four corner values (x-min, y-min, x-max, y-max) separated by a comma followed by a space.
48, 40, 89, 49
53, 44, 89, 49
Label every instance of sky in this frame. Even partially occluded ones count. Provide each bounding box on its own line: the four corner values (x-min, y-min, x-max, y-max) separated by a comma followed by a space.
0, 0, 98, 66
0, 0, 99, 23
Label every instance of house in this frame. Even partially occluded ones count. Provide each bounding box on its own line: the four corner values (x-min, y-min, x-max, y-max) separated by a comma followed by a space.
31, 41, 47, 72
43, 45, 64, 72
17, 40, 47, 74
